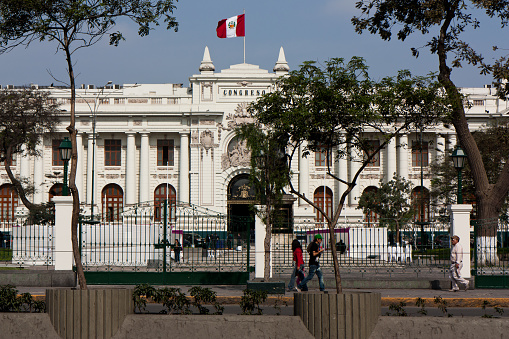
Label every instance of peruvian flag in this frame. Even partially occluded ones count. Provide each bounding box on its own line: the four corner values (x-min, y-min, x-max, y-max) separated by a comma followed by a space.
216, 14, 245, 38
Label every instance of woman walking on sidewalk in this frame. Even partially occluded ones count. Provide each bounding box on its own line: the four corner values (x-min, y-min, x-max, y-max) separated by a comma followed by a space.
288, 239, 305, 291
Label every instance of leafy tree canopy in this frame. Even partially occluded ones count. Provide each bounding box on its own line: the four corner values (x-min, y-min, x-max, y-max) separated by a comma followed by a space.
0, 0, 178, 53
357, 175, 415, 232
352, 0, 509, 232
247, 57, 449, 291
0, 89, 59, 210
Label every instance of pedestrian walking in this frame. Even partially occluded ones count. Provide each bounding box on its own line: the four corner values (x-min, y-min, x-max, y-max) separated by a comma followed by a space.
173, 239, 182, 263
288, 239, 305, 291
297, 234, 326, 292
449, 235, 469, 292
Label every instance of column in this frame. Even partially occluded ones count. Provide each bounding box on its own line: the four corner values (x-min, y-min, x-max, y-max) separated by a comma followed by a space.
436, 134, 446, 161
86, 135, 95, 206
448, 204, 472, 278
349, 146, 360, 205
76, 133, 84, 201
385, 137, 397, 182
254, 207, 272, 279
53, 196, 74, 270
298, 142, 309, 205
139, 133, 150, 203
398, 134, 409, 180
448, 134, 457, 151
20, 145, 30, 180
179, 132, 190, 204
125, 132, 136, 205
33, 141, 44, 204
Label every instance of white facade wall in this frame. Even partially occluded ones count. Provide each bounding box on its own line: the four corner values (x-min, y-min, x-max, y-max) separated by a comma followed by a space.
1, 49, 507, 224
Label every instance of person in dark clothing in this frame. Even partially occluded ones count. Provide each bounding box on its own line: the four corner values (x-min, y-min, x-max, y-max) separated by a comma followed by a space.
174, 239, 182, 263
297, 234, 325, 292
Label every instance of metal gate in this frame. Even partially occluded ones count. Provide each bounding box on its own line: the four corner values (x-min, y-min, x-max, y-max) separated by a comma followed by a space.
79, 201, 251, 285
472, 218, 509, 288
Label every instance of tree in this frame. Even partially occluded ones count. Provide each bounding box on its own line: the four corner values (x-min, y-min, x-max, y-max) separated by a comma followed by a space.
248, 57, 448, 293
235, 124, 289, 282
357, 175, 415, 244
352, 0, 509, 264
0, 88, 59, 209
0, 0, 179, 289
430, 120, 509, 220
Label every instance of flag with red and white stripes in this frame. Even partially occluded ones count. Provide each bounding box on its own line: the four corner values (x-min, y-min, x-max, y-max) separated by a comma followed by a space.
216, 14, 245, 38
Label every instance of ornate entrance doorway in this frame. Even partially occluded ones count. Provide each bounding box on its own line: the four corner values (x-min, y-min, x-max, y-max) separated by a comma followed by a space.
227, 174, 256, 235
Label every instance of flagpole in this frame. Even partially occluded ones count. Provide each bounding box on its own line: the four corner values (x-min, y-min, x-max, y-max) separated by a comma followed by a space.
243, 9, 246, 63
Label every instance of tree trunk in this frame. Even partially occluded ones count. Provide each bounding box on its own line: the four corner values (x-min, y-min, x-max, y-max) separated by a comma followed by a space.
436, 5, 509, 266
263, 202, 272, 282
64, 39, 87, 290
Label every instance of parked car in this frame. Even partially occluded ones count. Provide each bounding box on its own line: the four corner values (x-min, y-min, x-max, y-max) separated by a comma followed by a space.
183, 233, 204, 247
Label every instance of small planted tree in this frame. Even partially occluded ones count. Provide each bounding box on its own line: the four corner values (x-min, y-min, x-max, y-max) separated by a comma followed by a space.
357, 175, 415, 244
0, 0, 179, 289
235, 124, 289, 281
248, 57, 448, 293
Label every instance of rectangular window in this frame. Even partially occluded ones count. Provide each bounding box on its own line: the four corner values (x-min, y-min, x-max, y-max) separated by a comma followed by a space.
157, 139, 174, 166
315, 146, 331, 167
52, 139, 63, 166
364, 140, 380, 167
412, 141, 429, 167
104, 139, 121, 166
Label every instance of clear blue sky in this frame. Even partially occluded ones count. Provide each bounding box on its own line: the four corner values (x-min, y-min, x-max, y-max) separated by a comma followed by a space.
0, 0, 505, 88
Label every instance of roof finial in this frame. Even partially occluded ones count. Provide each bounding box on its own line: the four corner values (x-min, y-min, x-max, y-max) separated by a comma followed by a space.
273, 46, 289, 74
199, 46, 215, 73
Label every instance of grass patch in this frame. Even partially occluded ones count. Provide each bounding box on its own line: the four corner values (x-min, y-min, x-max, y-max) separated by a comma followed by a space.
0, 248, 12, 261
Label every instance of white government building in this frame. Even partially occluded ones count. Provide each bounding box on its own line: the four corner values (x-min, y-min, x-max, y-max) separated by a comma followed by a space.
1, 46, 507, 232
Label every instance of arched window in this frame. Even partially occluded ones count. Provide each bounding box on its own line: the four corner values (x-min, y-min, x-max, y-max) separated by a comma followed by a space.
314, 186, 333, 223
102, 184, 123, 222
361, 186, 379, 224
412, 187, 430, 223
0, 184, 18, 222
49, 183, 64, 200
154, 184, 176, 222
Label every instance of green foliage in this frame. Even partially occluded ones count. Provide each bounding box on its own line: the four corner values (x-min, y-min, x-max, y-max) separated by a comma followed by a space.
0, 248, 12, 261
352, 0, 509, 224
433, 296, 451, 317
0, 285, 45, 312
357, 175, 415, 235
155, 287, 191, 315
430, 120, 509, 219
189, 286, 223, 315
0, 0, 179, 53
240, 289, 267, 315
133, 283, 158, 313
248, 57, 447, 226
388, 301, 407, 316
415, 297, 427, 316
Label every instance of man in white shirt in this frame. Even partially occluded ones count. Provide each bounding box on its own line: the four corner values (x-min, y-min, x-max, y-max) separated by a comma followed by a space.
449, 235, 470, 292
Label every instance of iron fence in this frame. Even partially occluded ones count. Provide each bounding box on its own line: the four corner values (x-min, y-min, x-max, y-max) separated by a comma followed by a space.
0, 216, 53, 267
80, 202, 251, 274
473, 218, 509, 287
272, 220, 452, 277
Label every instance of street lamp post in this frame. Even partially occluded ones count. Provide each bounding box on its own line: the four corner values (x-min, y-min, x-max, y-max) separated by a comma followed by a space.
451, 145, 467, 204
59, 137, 72, 196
